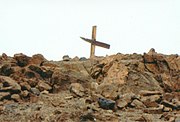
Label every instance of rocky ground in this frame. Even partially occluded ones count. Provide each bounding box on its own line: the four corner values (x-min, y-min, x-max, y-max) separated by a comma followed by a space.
0, 49, 179, 122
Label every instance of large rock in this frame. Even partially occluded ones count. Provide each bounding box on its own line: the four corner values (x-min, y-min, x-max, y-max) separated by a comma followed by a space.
96, 83, 119, 100
70, 83, 85, 97
0, 76, 21, 93
0, 64, 14, 76
51, 62, 94, 92
14, 53, 30, 67
29, 54, 46, 65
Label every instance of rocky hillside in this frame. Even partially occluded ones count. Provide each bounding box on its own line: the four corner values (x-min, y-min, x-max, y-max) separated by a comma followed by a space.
0, 49, 179, 122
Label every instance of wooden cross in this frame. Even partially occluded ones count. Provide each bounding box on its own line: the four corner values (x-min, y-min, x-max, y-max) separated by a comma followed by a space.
80, 26, 110, 58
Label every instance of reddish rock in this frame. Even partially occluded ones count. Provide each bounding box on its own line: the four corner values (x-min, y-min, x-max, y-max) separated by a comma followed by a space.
14, 53, 30, 67
0, 64, 14, 76
29, 54, 46, 65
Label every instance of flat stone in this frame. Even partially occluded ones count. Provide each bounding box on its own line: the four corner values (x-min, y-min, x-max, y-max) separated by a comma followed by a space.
116, 93, 136, 109
140, 90, 162, 96
144, 105, 163, 114
116, 99, 128, 108
163, 107, 172, 112
131, 99, 146, 109
161, 100, 178, 110
141, 95, 161, 103
143, 101, 159, 108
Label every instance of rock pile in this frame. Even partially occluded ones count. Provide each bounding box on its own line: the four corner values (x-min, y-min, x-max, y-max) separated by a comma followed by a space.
0, 50, 179, 122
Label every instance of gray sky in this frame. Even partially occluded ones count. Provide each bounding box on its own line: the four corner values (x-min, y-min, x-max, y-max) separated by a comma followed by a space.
0, 0, 179, 60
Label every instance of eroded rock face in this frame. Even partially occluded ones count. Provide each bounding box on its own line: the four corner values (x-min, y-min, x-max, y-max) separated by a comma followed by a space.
0, 51, 179, 122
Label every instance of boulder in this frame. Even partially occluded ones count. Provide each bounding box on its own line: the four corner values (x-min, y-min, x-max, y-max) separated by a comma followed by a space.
141, 95, 162, 103
0, 64, 14, 76
0, 76, 21, 93
29, 54, 46, 65
14, 53, 30, 67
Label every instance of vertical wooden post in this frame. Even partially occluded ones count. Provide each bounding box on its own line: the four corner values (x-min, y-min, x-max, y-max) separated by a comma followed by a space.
90, 26, 96, 58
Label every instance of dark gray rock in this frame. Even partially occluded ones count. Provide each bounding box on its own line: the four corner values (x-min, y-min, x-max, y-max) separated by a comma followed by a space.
98, 97, 116, 110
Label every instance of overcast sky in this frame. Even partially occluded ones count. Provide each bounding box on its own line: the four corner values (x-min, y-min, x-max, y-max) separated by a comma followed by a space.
0, 0, 179, 60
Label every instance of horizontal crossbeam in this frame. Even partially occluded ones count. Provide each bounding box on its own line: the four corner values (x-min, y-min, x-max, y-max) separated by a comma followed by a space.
80, 37, 110, 49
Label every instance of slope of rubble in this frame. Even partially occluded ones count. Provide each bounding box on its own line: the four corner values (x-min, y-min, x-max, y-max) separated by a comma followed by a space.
0, 49, 179, 122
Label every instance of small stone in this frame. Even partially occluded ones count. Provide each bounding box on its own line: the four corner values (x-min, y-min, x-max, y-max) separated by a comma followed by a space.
37, 81, 52, 92
79, 57, 87, 61
98, 97, 116, 110
30, 87, 40, 96
116, 93, 136, 109
163, 107, 172, 112
175, 116, 180, 122
11, 94, 21, 102
116, 99, 128, 108
40, 90, 49, 95
21, 90, 29, 98
20, 82, 31, 91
